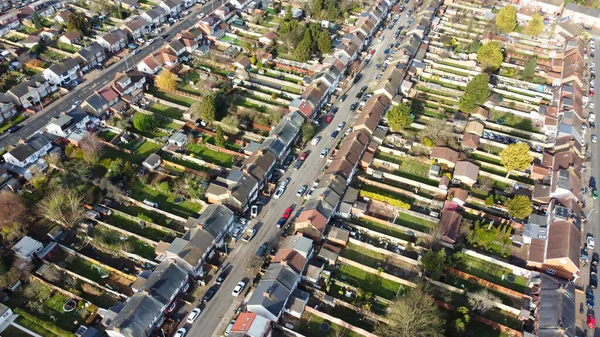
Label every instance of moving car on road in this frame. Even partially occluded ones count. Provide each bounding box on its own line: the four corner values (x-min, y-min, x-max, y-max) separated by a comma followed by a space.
186, 308, 202, 324
232, 281, 246, 297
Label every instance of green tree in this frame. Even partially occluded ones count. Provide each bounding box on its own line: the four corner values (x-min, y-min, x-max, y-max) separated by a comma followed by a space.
525, 14, 544, 37
476, 41, 504, 71
459, 74, 490, 113
215, 126, 226, 148
375, 285, 444, 337
199, 93, 217, 122
133, 113, 160, 132
521, 57, 537, 81
29, 39, 46, 54
294, 37, 312, 62
284, 5, 293, 21
485, 194, 494, 206
387, 102, 413, 131
468, 40, 482, 53
33, 13, 43, 29
220, 115, 240, 133
507, 195, 533, 219
317, 31, 332, 54
108, 158, 124, 178
495, 5, 517, 34
420, 249, 446, 280
314, 0, 323, 17
301, 123, 317, 144
499, 142, 532, 177
67, 11, 90, 35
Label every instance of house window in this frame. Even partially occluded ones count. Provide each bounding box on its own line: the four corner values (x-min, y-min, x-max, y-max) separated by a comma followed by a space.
546, 268, 556, 275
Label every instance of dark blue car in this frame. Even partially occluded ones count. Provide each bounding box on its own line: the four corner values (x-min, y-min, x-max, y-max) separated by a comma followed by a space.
276, 218, 286, 228
591, 177, 597, 189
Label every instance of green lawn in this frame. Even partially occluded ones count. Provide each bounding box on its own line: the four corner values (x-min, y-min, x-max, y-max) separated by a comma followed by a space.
69, 257, 108, 283
42, 50, 66, 61
375, 151, 439, 186
187, 143, 233, 168
334, 264, 403, 300
147, 102, 185, 120
297, 313, 363, 337
147, 87, 197, 107
394, 211, 436, 233
456, 256, 529, 293
469, 153, 502, 165
129, 180, 204, 218
489, 110, 537, 132
360, 183, 414, 205
101, 145, 143, 164
349, 217, 415, 242
1, 325, 38, 337
135, 141, 161, 157
110, 203, 179, 229
128, 237, 156, 259
14, 316, 58, 337
341, 243, 387, 269
204, 134, 241, 151
161, 152, 211, 173
104, 213, 171, 242
56, 42, 78, 53
98, 130, 118, 142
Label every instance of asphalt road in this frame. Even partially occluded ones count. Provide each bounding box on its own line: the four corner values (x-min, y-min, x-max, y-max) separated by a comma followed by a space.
0, 0, 225, 148
180, 9, 413, 337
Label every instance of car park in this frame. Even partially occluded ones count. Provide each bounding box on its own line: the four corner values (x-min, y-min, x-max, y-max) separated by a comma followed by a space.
202, 285, 218, 302
296, 185, 307, 197
320, 148, 329, 158
232, 281, 246, 297
187, 308, 202, 323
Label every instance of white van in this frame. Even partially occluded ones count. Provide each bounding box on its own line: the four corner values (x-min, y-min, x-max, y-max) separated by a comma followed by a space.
224, 320, 235, 336
143, 199, 159, 208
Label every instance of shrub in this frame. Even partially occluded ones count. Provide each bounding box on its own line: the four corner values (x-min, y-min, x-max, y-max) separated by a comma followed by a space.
361, 190, 410, 209
137, 213, 153, 223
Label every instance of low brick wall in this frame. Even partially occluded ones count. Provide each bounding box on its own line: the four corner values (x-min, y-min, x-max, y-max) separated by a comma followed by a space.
305, 306, 379, 337
338, 257, 417, 288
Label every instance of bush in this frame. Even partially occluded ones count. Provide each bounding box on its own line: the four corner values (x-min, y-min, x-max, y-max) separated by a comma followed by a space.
361, 190, 410, 209
137, 213, 153, 223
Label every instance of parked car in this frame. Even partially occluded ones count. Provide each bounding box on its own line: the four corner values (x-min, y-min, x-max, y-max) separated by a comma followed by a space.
593, 135, 598, 143
340, 94, 348, 102
255, 244, 268, 258
337, 122, 346, 131
276, 218, 286, 228
592, 274, 598, 289
299, 151, 309, 161
311, 136, 322, 146
594, 252, 600, 266
274, 187, 285, 199
296, 185, 307, 197
330, 130, 339, 139
350, 102, 359, 111
202, 285, 218, 302
186, 308, 202, 324
232, 281, 246, 297
174, 328, 187, 337
589, 313, 597, 329
71, 100, 81, 108
293, 160, 303, 170
591, 177, 597, 189
588, 234, 596, 250
320, 148, 329, 158
593, 188, 599, 200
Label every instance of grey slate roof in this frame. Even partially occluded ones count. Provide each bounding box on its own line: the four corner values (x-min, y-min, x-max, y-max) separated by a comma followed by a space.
47, 57, 79, 76
195, 204, 233, 236
263, 263, 299, 290
537, 274, 576, 337
107, 292, 163, 337
139, 260, 187, 305
247, 279, 292, 320
83, 93, 107, 112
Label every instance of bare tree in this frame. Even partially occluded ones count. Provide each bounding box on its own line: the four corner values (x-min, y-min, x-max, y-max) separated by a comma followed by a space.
80, 132, 105, 164
45, 152, 62, 171
0, 191, 28, 230
420, 118, 453, 145
42, 265, 62, 283
468, 289, 500, 314
350, 59, 362, 75
375, 285, 445, 337
38, 189, 86, 228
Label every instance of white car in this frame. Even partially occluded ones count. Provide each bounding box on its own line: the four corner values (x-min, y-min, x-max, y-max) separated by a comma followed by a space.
274, 187, 285, 199
591, 102, 595, 109
197, 13, 206, 19
593, 134, 598, 143
296, 184, 307, 197
232, 281, 246, 297
147, 38, 154, 44
186, 308, 202, 324
590, 113, 596, 123
174, 328, 187, 337
336, 122, 345, 131
311, 136, 322, 146
588, 235, 596, 250
236, 217, 248, 225
320, 148, 329, 158
250, 205, 258, 218
136, 38, 145, 44
305, 186, 316, 199
345, 128, 353, 136
71, 100, 81, 108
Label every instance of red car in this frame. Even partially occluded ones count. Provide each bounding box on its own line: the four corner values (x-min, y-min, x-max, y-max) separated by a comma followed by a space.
325, 115, 333, 123
282, 207, 292, 219
299, 151, 309, 161
589, 313, 597, 329
591, 90, 595, 97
